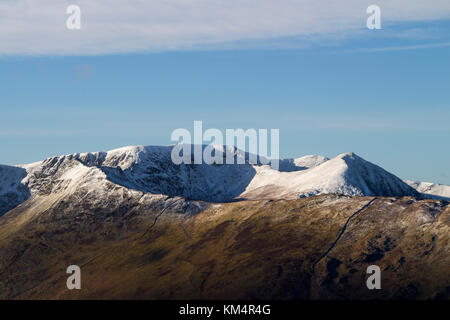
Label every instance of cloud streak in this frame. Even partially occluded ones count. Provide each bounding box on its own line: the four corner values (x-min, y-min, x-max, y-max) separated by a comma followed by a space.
337, 41, 450, 53
1, 0, 450, 55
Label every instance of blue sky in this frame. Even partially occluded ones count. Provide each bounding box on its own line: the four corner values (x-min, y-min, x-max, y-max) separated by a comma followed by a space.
0, 1, 449, 184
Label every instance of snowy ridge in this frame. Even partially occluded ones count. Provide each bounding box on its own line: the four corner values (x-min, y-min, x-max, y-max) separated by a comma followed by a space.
0, 144, 446, 215
278, 155, 329, 172
404, 180, 450, 201
243, 152, 420, 199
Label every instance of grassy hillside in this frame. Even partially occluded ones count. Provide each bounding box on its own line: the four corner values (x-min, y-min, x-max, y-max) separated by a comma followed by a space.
0, 194, 448, 300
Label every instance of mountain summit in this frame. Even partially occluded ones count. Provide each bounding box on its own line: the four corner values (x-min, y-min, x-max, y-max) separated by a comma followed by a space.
243, 151, 420, 199
0, 145, 426, 216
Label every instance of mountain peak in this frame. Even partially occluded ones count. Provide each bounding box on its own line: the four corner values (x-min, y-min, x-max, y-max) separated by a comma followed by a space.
0, 145, 437, 215
336, 152, 359, 160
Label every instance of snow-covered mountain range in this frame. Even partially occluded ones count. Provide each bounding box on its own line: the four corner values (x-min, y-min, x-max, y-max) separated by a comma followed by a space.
0, 145, 448, 216
404, 180, 450, 200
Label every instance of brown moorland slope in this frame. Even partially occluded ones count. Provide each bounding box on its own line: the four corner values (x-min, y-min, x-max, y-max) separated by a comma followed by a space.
0, 191, 448, 300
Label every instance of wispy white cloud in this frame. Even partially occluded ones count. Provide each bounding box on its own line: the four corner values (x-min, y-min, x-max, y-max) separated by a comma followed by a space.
0, 129, 89, 136
1, 0, 450, 55
337, 41, 450, 53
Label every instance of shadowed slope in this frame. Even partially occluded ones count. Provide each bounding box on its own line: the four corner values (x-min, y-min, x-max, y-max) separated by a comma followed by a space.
0, 165, 30, 216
